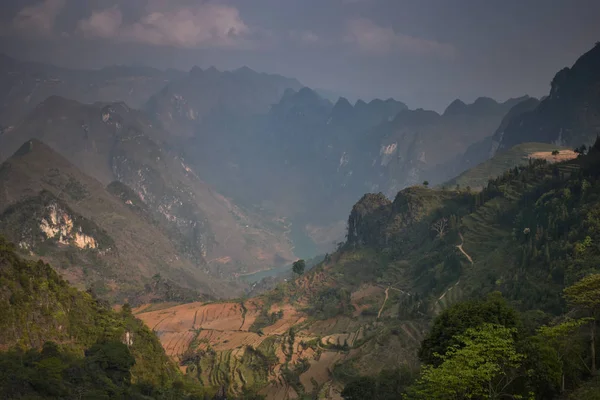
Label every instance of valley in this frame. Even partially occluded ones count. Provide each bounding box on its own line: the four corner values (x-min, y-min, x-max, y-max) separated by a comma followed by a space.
0, 10, 600, 398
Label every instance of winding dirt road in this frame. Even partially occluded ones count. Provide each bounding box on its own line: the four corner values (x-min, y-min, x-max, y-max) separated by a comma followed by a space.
457, 233, 474, 264
377, 287, 390, 319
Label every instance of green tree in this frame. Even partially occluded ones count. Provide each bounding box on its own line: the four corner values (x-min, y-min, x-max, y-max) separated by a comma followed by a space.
552, 150, 560, 156
564, 274, 600, 375
292, 259, 306, 276
419, 293, 521, 365
423, 181, 429, 187
536, 318, 590, 392
85, 341, 135, 388
411, 324, 525, 400
342, 376, 377, 400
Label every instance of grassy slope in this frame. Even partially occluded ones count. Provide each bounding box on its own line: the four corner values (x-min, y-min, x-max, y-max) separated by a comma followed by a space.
444, 142, 571, 190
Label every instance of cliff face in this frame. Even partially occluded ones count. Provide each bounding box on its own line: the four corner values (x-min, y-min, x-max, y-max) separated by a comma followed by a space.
0, 140, 217, 299
0, 97, 296, 286
493, 43, 600, 152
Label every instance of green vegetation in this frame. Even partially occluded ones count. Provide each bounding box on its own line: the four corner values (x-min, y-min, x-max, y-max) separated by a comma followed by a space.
412, 324, 524, 399
292, 259, 306, 275
248, 307, 284, 334
445, 142, 570, 190
341, 367, 417, 400
334, 139, 600, 398
418, 293, 521, 365
563, 274, 600, 374
306, 287, 352, 320
0, 340, 209, 399
0, 235, 211, 399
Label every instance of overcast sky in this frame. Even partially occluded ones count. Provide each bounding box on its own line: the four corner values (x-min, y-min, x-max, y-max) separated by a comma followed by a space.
1, 0, 599, 111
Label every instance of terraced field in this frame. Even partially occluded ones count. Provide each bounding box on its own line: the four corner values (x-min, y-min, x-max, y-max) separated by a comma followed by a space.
135, 280, 425, 399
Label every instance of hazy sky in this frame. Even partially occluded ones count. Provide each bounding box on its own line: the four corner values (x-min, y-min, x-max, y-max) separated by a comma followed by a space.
1, 0, 599, 111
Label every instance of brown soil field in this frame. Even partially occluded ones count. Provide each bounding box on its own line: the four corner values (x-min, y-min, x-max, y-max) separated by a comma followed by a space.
135, 301, 263, 359
134, 263, 418, 399
527, 150, 578, 162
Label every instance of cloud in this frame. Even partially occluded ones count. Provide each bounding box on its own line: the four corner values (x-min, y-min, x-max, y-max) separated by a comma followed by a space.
77, 5, 123, 39
345, 18, 455, 57
12, 0, 66, 35
289, 30, 321, 46
77, 2, 256, 49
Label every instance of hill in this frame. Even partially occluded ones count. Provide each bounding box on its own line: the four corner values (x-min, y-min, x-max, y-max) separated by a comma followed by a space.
356, 96, 531, 194
0, 235, 211, 399
135, 135, 600, 398
178, 87, 518, 256
0, 139, 231, 301
492, 42, 600, 152
0, 97, 295, 282
444, 142, 575, 190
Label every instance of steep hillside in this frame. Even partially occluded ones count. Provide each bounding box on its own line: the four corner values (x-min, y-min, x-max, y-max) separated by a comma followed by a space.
178, 88, 409, 255
138, 137, 600, 399
348, 96, 531, 196
0, 235, 210, 399
444, 142, 575, 190
0, 98, 295, 279
440, 96, 542, 179
493, 42, 600, 152
0, 139, 228, 300
181, 88, 507, 256
0, 53, 184, 127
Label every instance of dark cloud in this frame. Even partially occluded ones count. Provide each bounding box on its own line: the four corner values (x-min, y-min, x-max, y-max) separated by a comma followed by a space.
1, 0, 599, 111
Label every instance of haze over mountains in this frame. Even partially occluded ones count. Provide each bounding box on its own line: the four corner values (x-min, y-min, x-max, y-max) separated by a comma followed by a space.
1, 5, 600, 397
2, 44, 600, 291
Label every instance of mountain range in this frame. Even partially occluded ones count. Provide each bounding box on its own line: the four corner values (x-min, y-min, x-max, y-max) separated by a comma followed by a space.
1, 41, 600, 399
0, 97, 296, 299
126, 42, 600, 398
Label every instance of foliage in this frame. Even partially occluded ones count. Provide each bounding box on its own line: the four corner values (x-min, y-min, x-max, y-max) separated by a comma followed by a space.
341, 367, 417, 400
0, 235, 208, 399
306, 287, 352, 320
563, 274, 600, 374
411, 324, 525, 400
292, 259, 306, 275
419, 293, 522, 365
248, 303, 284, 333
0, 340, 208, 399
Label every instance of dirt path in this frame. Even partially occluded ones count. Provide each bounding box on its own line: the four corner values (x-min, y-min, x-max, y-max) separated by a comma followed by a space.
377, 287, 390, 319
437, 280, 460, 301
456, 233, 474, 264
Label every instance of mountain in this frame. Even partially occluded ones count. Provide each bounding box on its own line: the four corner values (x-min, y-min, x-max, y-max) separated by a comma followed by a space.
0, 97, 296, 287
135, 137, 600, 398
0, 53, 184, 128
0, 139, 229, 300
0, 236, 218, 399
493, 42, 600, 152
178, 88, 410, 256
145, 65, 303, 138
340, 96, 530, 198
